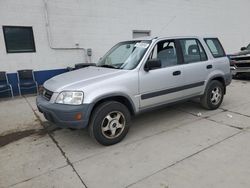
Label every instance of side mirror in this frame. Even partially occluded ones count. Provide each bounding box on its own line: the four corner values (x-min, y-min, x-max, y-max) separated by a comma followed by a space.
144, 59, 162, 72
241, 47, 247, 51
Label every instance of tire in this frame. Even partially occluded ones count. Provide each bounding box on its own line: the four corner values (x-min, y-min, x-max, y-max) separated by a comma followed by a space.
88, 101, 131, 146
232, 73, 241, 79
200, 80, 224, 110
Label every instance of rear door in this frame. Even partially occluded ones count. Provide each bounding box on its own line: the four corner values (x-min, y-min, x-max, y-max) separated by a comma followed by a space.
176, 38, 212, 96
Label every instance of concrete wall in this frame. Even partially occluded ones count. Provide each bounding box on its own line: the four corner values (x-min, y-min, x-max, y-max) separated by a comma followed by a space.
0, 0, 250, 73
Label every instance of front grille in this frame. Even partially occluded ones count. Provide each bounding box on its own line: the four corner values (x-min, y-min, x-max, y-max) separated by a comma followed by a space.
231, 56, 250, 61
43, 89, 53, 101
236, 63, 250, 68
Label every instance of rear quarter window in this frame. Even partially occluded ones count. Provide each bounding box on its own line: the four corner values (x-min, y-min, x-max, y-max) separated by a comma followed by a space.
204, 38, 226, 58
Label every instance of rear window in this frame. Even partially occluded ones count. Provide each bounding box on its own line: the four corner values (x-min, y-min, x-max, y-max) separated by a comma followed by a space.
204, 38, 226, 58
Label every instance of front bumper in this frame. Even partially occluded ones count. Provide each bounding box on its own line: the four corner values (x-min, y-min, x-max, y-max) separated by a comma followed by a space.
36, 95, 93, 129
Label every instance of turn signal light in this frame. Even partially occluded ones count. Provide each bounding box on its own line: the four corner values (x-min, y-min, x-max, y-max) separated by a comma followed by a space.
75, 113, 82, 120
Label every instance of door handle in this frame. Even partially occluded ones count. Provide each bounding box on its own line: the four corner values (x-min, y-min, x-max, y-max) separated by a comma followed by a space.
207, 65, 213, 69
173, 71, 181, 76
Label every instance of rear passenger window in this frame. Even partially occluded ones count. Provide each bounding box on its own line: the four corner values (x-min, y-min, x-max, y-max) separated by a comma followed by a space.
205, 38, 226, 58
179, 39, 207, 64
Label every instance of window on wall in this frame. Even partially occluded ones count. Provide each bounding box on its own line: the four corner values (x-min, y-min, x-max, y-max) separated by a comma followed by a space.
132, 30, 151, 39
3, 26, 36, 53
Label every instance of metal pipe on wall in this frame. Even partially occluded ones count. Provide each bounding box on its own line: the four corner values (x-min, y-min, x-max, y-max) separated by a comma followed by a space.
43, 0, 91, 63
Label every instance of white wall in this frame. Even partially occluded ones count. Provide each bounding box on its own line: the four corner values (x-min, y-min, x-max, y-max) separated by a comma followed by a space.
0, 0, 250, 73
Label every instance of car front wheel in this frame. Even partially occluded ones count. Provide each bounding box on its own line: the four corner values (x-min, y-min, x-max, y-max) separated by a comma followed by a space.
88, 101, 131, 146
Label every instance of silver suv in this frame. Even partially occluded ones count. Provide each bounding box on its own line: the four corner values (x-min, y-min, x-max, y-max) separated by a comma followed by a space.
37, 36, 231, 145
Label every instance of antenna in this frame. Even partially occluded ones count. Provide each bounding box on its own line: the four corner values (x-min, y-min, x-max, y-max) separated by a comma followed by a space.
158, 16, 177, 36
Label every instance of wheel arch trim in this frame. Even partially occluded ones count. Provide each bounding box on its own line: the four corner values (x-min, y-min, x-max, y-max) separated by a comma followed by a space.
206, 74, 226, 94
90, 93, 137, 115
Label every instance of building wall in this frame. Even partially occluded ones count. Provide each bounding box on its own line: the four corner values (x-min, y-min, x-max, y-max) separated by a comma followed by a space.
0, 0, 250, 74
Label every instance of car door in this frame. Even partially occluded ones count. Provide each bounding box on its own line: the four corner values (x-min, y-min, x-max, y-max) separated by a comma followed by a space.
139, 39, 187, 109
177, 38, 213, 97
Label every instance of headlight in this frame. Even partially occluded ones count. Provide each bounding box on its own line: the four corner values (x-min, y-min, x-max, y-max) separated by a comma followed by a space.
55, 91, 84, 105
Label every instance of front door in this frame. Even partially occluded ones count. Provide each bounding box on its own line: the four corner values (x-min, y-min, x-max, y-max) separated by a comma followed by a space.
177, 38, 212, 96
139, 39, 186, 108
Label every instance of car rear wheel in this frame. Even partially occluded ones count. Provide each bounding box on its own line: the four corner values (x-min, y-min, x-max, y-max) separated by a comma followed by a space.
88, 101, 131, 146
200, 80, 224, 110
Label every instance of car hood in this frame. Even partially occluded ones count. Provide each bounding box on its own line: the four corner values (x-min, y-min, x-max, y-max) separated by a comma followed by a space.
234, 50, 250, 56
44, 66, 127, 92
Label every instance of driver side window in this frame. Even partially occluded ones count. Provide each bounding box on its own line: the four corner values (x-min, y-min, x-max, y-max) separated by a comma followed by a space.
149, 40, 178, 68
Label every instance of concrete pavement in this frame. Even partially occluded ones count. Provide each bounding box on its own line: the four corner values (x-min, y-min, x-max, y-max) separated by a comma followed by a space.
0, 79, 250, 188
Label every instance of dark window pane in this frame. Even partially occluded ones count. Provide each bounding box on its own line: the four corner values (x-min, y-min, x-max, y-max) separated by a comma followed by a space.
3, 26, 36, 53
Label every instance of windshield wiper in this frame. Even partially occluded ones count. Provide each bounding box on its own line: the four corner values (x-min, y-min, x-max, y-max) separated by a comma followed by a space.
98, 64, 118, 69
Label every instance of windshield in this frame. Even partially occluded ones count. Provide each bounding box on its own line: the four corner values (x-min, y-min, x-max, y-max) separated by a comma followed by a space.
97, 40, 151, 70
